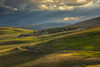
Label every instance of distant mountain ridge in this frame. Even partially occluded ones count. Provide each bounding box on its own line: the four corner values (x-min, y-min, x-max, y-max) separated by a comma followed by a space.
67, 17, 100, 29
15, 23, 70, 30
12, 17, 100, 31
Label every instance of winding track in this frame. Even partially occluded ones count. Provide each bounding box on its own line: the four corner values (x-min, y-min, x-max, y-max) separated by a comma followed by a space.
18, 30, 82, 52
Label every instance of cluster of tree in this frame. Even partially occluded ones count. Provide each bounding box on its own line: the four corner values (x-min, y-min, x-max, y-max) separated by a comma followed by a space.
33, 27, 78, 37
18, 26, 83, 37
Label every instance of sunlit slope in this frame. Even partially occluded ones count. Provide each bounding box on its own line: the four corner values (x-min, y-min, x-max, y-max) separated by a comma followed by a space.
0, 27, 33, 35
16, 27, 100, 67
0, 30, 81, 67
0, 29, 78, 46
0, 27, 100, 67
88, 64, 100, 67
0, 27, 34, 46
29, 27, 100, 52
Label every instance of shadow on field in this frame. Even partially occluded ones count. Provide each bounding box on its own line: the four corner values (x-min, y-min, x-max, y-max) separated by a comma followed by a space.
0, 40, 29, 46
0, 48, 55, 67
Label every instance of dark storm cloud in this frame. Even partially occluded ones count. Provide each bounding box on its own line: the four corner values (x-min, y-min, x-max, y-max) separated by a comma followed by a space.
4, 0, 41, 9
0, 0, 42, 13
0, 0, 100, 26
0, 0, 99, 13
0, 0, 100, 15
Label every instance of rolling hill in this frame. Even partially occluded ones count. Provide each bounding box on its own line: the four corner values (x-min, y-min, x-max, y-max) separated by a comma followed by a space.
0, 17, 100, 67
18, 27, 100, 67
0, 27, 34, 45
14, 23, 70, 30
67, 17, 100, 29
0, 26, 100, 67
0, 27, 33, 35
40, 17, 100, 35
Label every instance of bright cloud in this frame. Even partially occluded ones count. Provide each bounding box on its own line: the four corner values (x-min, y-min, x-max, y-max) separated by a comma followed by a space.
0, 0, 100, 13
39, 0, 94, 10
77, 0, 87, 2
13, 8, 18, 11
0, 0, 100, 27
64, 17, 81, 21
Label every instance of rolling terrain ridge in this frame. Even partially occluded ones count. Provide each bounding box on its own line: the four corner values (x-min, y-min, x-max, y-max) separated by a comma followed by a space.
0, 26, 100, 67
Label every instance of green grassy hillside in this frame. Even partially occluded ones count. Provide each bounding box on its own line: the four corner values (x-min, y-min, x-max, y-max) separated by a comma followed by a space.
19, 27, 100, 67
67, 17, 100, 29
28, 27, 100, 52
88, 64, 100, 67
0, 27, 33, 35
0, 27, 100, 67
0, 27, 34, 46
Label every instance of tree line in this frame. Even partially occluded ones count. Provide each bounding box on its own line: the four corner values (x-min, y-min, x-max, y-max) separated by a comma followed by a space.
19, 26, 82, 37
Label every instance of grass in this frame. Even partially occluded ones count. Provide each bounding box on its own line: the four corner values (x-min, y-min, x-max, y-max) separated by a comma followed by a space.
16, 52, 100, 67
0, 27, 33, 35
29, 27, 100, 51
0, 36, 41, 45
21, 27, 100, 67
0, 45, 16, 51
0, 27, 81, 67
74, 51, 100, 57
0, 29, 79, 46
87, 64, 100, 67
0, 27, 100, 67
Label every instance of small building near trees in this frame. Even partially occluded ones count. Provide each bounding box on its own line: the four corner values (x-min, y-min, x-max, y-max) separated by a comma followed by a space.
77, 28, 84, 30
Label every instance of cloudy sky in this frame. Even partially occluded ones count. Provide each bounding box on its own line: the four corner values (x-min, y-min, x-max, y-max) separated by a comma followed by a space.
0, 0, 100, 26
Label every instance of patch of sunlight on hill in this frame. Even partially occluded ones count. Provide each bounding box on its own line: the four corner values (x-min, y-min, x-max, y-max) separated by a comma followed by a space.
87, 64, 100, 67
16, 53, 100, 67
0, 30, 79, 46
74, 51, 100, 57
30, 27, 100, 51
0, 27, 33, 35
15, 27, 100, 67
0, 45, 16, 51
0, 36, 41, 45
0, 27, 35, 45
0, 27, 100, 67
